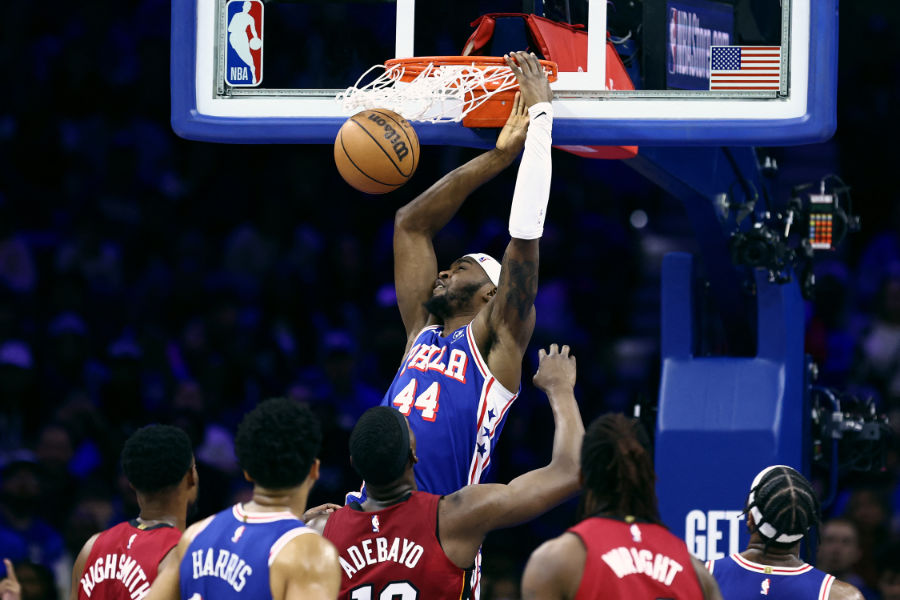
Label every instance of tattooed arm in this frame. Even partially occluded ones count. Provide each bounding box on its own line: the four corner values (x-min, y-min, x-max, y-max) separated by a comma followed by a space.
470, 238, 538, 391
470, 52, 551, 391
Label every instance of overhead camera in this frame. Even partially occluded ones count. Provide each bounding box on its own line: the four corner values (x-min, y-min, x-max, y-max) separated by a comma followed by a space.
810, 386, 892, 509
810, 387, 891, 477
730, 222, 794, 284
727, 174, 859, 297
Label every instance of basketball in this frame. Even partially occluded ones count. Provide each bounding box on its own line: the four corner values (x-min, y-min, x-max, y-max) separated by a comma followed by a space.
249, 38, 261, 50
334, 109, 420, 194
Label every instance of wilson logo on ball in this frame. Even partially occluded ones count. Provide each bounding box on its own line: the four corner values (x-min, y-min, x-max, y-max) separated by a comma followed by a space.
334, 109, 420, 195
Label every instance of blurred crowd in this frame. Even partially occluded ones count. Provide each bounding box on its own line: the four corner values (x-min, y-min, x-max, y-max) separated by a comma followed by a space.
1, 0, 900, 599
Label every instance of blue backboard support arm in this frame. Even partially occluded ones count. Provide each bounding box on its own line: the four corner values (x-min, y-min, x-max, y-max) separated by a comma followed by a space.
626, 146, 770, 354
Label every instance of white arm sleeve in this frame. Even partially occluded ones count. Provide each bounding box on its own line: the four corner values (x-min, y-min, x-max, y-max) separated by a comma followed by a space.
508, 102, 553, 240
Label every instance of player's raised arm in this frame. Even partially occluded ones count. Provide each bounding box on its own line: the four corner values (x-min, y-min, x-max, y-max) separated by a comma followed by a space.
473, 51, 554, 385
438, 345, 583, 564
1, 559, 22, 600
392, 93, 529, 341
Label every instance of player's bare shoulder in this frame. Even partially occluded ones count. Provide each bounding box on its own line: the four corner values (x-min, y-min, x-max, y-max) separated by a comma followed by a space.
270, 531, 341, 586
182, 515, 215, 545
531, 532, 586, 572
521, 532, 585, 600
168, 515, 215, 560
829, 579, 865, 600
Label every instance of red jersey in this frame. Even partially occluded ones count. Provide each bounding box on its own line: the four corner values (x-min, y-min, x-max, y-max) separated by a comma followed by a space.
568, 516, 704, 600
322, 491, 469, 600
77, 520, 181, 600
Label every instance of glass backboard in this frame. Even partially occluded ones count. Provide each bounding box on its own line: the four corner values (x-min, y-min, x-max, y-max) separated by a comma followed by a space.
170, 0, 837, 147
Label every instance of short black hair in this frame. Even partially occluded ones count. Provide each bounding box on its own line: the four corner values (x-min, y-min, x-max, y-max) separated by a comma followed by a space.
580, 413, 660, 524
121, 425, 194, 494
745, 465, 820, 552
349, 407, 410, 485
234, 398, 322, 489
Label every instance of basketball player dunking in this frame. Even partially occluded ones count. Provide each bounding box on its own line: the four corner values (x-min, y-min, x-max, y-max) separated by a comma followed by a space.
316, 345, 583, 600
366, 51, 554, 505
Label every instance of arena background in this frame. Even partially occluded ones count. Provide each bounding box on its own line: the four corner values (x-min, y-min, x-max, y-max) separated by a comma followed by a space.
0, 1, 899, 599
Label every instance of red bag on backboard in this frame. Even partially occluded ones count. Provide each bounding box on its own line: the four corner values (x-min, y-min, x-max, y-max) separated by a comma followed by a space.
462, 13, 638, 159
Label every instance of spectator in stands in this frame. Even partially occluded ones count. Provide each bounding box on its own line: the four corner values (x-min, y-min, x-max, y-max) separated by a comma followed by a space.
818, 517, 877, 599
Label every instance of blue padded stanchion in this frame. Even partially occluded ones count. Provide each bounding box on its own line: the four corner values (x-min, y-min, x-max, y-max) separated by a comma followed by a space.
655, 252, 809, 560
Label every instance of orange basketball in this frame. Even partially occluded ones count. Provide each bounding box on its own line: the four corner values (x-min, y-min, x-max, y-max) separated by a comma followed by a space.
334, 109, 420, 194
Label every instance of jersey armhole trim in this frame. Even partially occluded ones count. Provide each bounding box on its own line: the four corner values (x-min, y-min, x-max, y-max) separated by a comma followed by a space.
566, 529, 589, 553
268, 527, 317, 566
464, 323, 516, 399
819, 574, 835, 600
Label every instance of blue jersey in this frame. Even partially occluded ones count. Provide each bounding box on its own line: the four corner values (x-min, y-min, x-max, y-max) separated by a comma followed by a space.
179, 504, 316, 600
381, 323, 519, 496
707, 553, 836, 600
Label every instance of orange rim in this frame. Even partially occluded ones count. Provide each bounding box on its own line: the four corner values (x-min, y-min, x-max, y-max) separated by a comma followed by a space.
383, 56, 558, 86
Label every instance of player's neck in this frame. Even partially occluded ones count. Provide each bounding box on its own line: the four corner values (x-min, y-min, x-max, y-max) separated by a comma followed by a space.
246, 487, 308, 518
137, 495, 186, 531
742, 540, 805, 566
441, 313, 476, 335
363, 481, 416, 510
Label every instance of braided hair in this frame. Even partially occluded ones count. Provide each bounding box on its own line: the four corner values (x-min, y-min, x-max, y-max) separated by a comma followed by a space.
580, 413, 661, 524
745, 465, 821, 554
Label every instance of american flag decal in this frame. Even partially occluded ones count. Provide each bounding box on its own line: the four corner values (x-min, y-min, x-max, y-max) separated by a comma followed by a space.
709, 46, 781, 90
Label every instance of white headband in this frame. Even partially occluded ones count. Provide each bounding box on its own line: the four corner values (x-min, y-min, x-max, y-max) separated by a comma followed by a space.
746, 465, 805, 544
464, 253, 501, 287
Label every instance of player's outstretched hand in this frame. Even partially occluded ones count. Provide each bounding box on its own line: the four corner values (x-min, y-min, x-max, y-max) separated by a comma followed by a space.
504, 51, 554, 108
302, 503, 342, 522
533, 344, 576, 394
495, 91, 529, 159
0, 559, 21, 600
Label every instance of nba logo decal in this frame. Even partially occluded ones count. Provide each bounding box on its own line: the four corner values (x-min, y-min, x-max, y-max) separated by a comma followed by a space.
667, 7, 677, 75
225, 0, 263, 86
630, 523, 642, 543
371, 515, 380, 532
231, 525, 246, 543
760, 577, 770, 595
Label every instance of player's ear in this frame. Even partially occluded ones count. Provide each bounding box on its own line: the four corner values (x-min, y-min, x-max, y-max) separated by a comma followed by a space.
185, 460, 199, 489
483, 285, 497, 301
308, 458, 321, 482
243, 470, 254, 483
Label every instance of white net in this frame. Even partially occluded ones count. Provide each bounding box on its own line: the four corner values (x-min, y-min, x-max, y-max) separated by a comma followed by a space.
337, 60, 523, 123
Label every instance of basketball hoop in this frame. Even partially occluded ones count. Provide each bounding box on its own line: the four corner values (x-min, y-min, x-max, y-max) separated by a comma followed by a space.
338, 56, 559, 128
